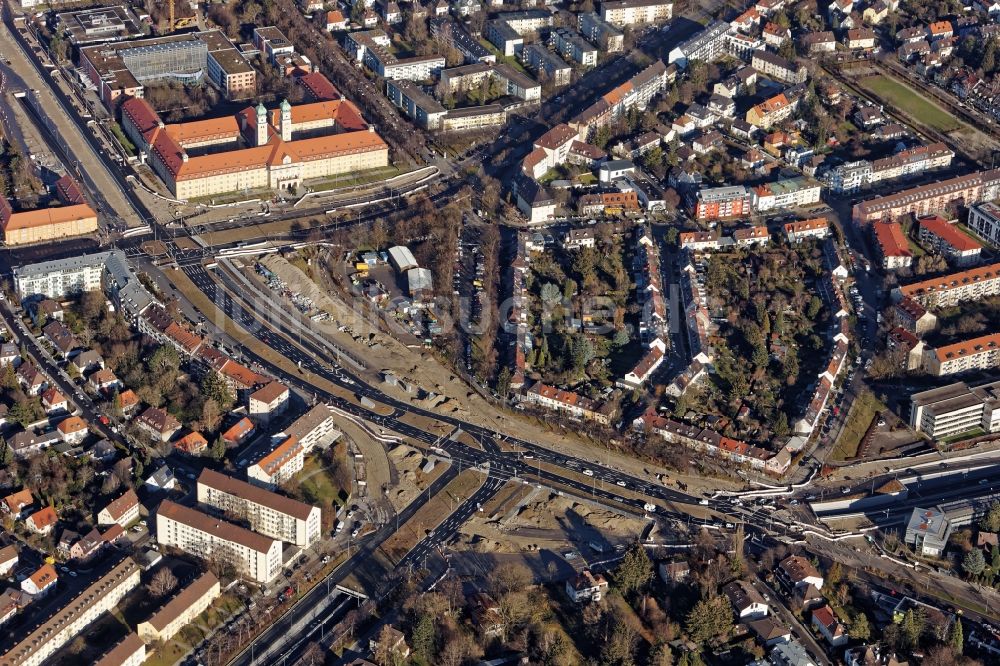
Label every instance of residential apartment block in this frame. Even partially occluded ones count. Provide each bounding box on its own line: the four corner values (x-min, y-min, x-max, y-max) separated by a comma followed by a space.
385, 79, 447, 130
784, 218, 830, 242
893, 261, 1000, 307
910, 377, 1000, 439
138, 572, 220, 644
852, 170, 1000, 225
549, 28, 598, 67
668, 20, 733, 68
569, 60, 671, 140
923, 332, 1000, 376
197, 469, 321, 548
750, 49, 806, 84
520, 44, 572, 87
344, 30, 446, 80
872, 221, 913, 270
692, 185, 751, 220
155, 500, 282, 584
0, 558, 141, 666
825, 143, 955, 194
522, 382, 614, 425
752, 177, 821, 211
600, 0, 673, 27
917, 215, 982, 267
578, 12, 624, 51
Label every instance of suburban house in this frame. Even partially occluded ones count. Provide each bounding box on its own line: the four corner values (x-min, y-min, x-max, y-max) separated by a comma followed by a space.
97, 489, 141, 528
723, 580, 769, 620
565, 569, 608, 603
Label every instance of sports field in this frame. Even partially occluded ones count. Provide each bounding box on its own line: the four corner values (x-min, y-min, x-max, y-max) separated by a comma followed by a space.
860, 75, 962, 133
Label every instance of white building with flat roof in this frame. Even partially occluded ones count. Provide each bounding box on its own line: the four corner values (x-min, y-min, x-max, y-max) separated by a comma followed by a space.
197, 469, 321, 548
155, 500, 282, 583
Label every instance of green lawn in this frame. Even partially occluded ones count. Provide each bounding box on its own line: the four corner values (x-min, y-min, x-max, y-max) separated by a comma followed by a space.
297, 454, 347, 507
831, 390, 884, 461
860, 75, 961, 133
940, 427, 986, 444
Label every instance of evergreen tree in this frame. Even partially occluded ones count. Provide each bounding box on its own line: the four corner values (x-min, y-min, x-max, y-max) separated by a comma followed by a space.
950, 619, 964, 655
208, 436, 226, 461
410, 612, 435, 663
849, 612, 871, 641
614, 542, 652, 596
0, 437, 11, 466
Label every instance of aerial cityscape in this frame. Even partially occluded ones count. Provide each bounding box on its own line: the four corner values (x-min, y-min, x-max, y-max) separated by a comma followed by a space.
2, 0, 1000, 664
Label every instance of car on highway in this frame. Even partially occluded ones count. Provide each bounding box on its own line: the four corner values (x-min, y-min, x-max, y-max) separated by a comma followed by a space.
616, 480, 626, 487
583, 469, 594, 476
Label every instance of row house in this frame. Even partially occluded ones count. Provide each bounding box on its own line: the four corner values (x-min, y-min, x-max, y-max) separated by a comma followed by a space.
794, 338, 849, 436
522, 382, 614, 425
680, 261, 715, 365
618, 338, 666, 389
750, 50, 806, 84
633, 228, 667, 342
634, 410, 791, 474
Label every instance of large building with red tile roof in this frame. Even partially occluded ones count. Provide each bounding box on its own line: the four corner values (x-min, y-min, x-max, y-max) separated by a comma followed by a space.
893, 261, 1000, 308
120, 94, 388, 199
924, 332, 1000, 376
872, 221, 913, 270
917, 215, 982, 267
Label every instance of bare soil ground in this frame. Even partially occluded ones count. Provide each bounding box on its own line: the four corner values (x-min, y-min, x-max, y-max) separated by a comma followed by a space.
455, 482, 647, 555
385, 444, 447, 512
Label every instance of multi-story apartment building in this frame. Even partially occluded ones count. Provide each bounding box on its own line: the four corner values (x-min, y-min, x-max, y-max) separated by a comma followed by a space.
248, 381, 290, 425
441, 105, 507, 131
282, 404, 341, 451
428, 18, 496, 64
745, 92, 794, 128
750, 49, 806, 84
80, 31, 255, 108
826, 144, 954, 194
247, 436, 306, 487
0, 558, 141, 666
438, 63, 540, 101
910, 378, 1000, 439
137, 572, 220, 644
521, 44, 572, 86
895, 296, 938, 335
968, 201, 1000, 246
917, 215, 982, 267
600, 0, 673, 27
386, 79, 448, 130
692, 185, 751, 220
197, 469, 321, 548
578, 12, 624, 51
344, 30, 445, 80
549, 28, 598, 67
95, 633, 145, 666
873, 221, 913, 270
924, 332, 1000, 376
155, 500, 282, 584
13, 253, 106, 300
668, 20, 733, 68
569, 61, 671, 140
752, 177, 821, 211
485, 9, 553, 55
852, 170, 1000, 225
784, 218, 830, 242
893, 261, 1000, 307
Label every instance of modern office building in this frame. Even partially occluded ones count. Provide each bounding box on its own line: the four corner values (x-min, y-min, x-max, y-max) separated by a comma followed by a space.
910, 377, 1000, 439
905, 507, 952, 556
197, 469, 321, 548
0, 558, 141, 666
80, 31, 256, 108
968, 201, 1000, 246
155, 500, 282, 584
